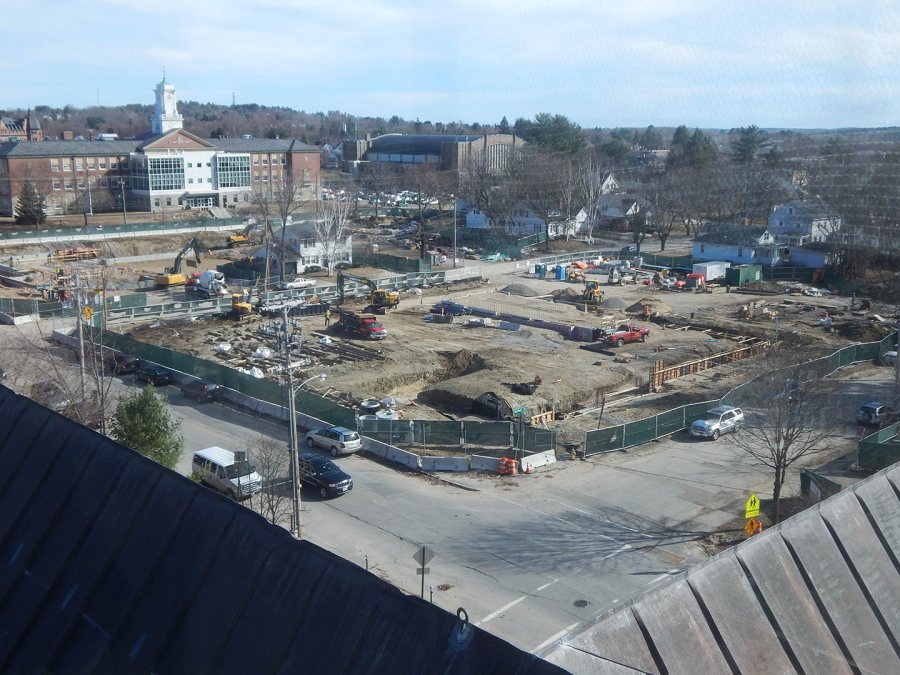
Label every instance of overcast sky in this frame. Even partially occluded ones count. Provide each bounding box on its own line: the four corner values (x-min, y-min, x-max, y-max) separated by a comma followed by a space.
6, 0, 899, 129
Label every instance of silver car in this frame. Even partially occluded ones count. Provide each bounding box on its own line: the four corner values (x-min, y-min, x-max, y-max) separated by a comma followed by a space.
305, 426, 362, 456
690, 406, 744, 440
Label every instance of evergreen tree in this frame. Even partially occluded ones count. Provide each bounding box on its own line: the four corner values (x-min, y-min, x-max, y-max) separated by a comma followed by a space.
730, 125, 769, 163
498, 116, 510, 134
639, 125, 663, 150
514, 113, 585, 154
687, 128, 718, 168
111, 385, 183, 469
666, 125, 692, 170
14, 182, 47, 225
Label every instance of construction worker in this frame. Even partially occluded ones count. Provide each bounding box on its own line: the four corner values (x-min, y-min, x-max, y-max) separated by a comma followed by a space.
324, 308, 332, 326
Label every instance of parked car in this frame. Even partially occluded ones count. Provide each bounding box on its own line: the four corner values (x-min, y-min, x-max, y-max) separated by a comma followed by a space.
109, 354, 140, 375
181, 379, 223, 402
856, 402, 896, 427
135, 366, 174, 386
305, 426, 362, 456
690, 405, 744, 440
881, 350, 897, 366
298, 453, 353, 498
430, 299, 470, 317
280, 277, 317, 290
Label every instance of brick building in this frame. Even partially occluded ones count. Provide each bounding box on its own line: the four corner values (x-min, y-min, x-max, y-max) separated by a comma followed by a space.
0, 112, 42, 143
0, 79, 319, 216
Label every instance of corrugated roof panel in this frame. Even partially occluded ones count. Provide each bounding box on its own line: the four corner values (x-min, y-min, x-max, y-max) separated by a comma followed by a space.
687, 554, 795, 673
562, 608, 659, 674
855, 473, 900, 559
738, 532, 853, 674
780, 512, 899, 673
631, 580, 732, 674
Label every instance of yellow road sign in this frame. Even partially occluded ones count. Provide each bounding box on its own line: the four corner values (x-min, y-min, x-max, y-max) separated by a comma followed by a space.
745, 494, 760, 519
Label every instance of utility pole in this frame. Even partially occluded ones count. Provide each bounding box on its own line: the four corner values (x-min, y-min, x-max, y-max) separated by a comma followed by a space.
453, 198, 458, 269
281, 307, 302, 538
74, 269, 86, 401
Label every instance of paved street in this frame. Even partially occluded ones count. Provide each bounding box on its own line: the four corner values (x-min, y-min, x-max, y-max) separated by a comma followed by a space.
154, 360, 891, 652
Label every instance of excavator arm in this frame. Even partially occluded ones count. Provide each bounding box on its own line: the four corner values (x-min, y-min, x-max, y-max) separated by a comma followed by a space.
170, 237, 202, 274
336, 272, 377, 303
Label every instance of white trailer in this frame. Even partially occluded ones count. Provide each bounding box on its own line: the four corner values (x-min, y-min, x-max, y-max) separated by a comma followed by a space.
692, 261, 730, 282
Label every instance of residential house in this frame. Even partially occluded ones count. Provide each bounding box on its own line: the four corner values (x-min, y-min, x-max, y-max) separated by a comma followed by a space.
461, 201, 582, 239
693, 223, 787, 266
768, 199, 840, 245
254, 221, 352, 274
590, 194, 649, 233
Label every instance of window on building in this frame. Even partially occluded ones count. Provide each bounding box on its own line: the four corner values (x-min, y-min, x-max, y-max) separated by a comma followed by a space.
738, 247, 744, 256
52, 181, 60, 190
51, 162, 59, 172
253, 157, 259, 165
187, 162, 192, 168
207, 162, 211, 167
188, 178, 194, 184
281, 157, 286, 165
87, 160, 95, 169
700, 244, 705, 253
154, 198, 160, 207
63, 161, 71, 171
146, 156, 184, 191
64, 180, 73, 190
216, 155, 251, 188
166, 197, 172, 206
111, 161, 118, 169
99, 160, 107, 169
75, 161, 83, 170
100, 178, 108, 187
243, 195, 249, 202
207, 178, 212, 183
262, 175, 268, 181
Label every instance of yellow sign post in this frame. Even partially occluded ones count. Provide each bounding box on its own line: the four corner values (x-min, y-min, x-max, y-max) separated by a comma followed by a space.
744, 494, 760, 520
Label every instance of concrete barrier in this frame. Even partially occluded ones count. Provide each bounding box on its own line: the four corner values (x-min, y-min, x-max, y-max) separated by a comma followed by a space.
521, 449, 557, 472
421, 456, 469, 472
470, 454, 501, 472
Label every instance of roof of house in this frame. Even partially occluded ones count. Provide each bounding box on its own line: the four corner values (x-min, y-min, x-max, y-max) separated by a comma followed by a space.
0, 384, 562, 674
771, 199, 834, 221
696, 222, 772, 245
543, 462, 900, 674
367, 133, 483, 156
0, 133, 318, 158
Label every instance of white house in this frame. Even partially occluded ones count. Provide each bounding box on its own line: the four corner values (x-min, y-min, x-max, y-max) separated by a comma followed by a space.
768, 200, 840, 245
693, 223, 787, 266
252, 221, 352, 274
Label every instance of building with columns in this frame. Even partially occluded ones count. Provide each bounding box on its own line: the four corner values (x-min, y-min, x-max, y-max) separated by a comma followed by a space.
0, 78, 320, 216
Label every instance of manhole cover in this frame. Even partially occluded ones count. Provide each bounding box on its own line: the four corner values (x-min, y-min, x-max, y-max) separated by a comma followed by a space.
437, 584, 453, 591
573, 599, 589, 608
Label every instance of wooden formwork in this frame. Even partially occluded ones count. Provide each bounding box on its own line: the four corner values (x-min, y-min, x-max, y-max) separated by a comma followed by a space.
649, 338, 771, 391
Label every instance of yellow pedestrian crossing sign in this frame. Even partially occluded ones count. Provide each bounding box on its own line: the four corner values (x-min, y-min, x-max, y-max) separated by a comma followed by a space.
745, 494, 760, 519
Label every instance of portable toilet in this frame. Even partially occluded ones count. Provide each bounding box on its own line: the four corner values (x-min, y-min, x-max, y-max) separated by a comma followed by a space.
555, 265, 566, 280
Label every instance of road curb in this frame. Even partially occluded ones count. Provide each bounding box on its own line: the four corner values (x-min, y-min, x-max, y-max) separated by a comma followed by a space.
420, 471, 482, 491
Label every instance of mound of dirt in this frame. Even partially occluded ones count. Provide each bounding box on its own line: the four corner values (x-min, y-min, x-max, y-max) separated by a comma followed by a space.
625, 298, 673, 315
551, 288, 582, 301
501, 284, 541, 297
603, 297, 630, 310
441, 349, 486, 375
744, 280, 783, 294
834, 320, 894, 342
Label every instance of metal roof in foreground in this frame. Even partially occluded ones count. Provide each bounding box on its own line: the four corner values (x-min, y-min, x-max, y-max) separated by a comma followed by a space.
542, 462, 900, 674
0, 385, 563, 675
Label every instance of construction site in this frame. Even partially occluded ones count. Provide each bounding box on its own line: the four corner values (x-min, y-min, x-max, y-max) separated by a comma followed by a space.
2, 221, 899, 446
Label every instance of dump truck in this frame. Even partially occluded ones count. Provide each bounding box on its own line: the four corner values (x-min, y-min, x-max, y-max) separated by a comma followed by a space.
605, 323, 650, 347
337, 311, 388, 340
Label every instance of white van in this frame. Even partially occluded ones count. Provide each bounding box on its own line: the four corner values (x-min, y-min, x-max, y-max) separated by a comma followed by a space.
192, 446, 262, 500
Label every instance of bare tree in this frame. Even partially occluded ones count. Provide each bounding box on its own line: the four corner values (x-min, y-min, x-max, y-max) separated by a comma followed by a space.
313, 196, 353, 276
251, 170, 311, 284
729, 350, 838, 523
459, 148, 523, 244
520, 149, 562, 251
577, 157, 613, 243
248, 434, 292, 527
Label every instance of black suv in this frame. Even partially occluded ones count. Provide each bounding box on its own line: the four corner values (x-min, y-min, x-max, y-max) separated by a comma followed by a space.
298, 453, 353, 498
135, 366, 174, 386
181, 379, 222, 402
109, 354, 140, 375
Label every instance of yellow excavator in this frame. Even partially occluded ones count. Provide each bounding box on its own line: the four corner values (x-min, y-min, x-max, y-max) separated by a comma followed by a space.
225, 219, 258, 247
336, 271, 399, 313
155, 238, 202, 289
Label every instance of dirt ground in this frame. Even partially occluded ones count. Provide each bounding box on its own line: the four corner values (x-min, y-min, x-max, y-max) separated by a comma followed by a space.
3, 223, 899, 442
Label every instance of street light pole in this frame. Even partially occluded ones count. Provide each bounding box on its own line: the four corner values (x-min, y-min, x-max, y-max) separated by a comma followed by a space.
453, 198, 457, 269
118, 179, 128, 226
282, 307, 301, 537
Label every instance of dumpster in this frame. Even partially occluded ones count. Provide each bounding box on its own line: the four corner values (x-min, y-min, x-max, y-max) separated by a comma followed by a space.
725, 264, 762, 287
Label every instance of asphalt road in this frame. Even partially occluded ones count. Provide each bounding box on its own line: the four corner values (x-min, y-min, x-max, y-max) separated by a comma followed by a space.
108, 359, 893, 653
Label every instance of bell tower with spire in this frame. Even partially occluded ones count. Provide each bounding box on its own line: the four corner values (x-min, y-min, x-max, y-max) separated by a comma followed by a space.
151, 71, 183, 134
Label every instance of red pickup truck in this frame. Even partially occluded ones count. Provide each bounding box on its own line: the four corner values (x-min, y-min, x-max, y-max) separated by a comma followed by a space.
606, 323, 650, 347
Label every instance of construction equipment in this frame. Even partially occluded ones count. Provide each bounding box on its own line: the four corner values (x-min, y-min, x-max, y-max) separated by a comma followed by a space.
582, 280, 603, 302
336, 311, 388, 340
229, 293, 255, 320
336, 272, 399, 312
226, 219, 258, 248
155, 238, 202, 289
195, 269, 229, 298
566, 267, 586, 283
